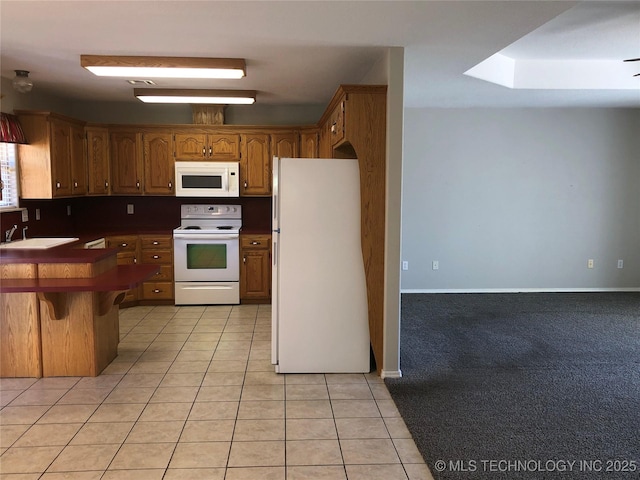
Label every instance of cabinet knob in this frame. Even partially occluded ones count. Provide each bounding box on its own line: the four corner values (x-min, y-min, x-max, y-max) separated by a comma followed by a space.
153, 289, 161, 293
251, 241, 260, 245
136, 180, 140, 189
73, 181, 78, 188
134, 257, 137, 264
243, 256, 246, 264
209, 146, 213, 156
331, 123, 337, 134
153, 255, 160, 259
56, 181, 61, 189
152, 241, 160, 245
202, 146, 206, 157
244, 181, 248, 189
105, 181, 109, 189
121, 243, 128, 247
168, 181, 172, 189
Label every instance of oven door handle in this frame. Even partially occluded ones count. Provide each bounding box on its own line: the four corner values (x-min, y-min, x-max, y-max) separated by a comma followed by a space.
173, 233, 239, 240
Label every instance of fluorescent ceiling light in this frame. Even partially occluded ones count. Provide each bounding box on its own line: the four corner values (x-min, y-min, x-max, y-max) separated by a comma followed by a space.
134, 89, 256, 104
81, 55, 246, 79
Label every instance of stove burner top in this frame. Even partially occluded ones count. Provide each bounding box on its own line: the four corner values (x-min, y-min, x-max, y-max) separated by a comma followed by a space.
175, 204, 242, 235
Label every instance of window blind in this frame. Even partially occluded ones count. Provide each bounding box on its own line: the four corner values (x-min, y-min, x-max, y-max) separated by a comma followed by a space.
0, 143, 19, 208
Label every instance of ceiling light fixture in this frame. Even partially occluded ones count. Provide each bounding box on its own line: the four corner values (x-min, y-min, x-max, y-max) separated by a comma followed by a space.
81, 55, 246, 79
134, 89, 256, 104
12, 70, 33, 93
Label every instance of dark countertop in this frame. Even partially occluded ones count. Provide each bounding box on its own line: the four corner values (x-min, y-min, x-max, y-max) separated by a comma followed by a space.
0, 228, 272, 265
0, 265, 160, 293
0, 241, 117, 264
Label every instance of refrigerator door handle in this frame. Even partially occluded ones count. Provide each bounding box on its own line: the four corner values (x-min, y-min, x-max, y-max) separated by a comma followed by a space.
273, 240, 277, 266
273, 194, 277, 223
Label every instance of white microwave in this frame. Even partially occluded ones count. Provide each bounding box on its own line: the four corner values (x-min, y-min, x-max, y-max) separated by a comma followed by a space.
175, 161, 239, 197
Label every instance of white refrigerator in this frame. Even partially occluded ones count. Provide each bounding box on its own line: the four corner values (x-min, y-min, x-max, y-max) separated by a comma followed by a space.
271, 157, 370, 373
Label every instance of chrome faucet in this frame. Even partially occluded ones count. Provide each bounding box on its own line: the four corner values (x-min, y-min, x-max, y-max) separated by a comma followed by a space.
5, 224, 18, 242
22, 225, 28, 240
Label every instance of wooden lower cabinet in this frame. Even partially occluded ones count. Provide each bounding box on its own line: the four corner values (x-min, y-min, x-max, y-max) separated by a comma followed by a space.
240, 234, 271, 303
140, 234, 174, 301
106, 235, 140, 303
106, 234, 174, 304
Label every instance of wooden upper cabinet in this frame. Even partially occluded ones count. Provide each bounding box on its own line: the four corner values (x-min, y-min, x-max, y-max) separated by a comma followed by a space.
240, 134, 271, 196
299, 130, 319, 158
49, 119, 73, 196
271, 132, 298, 159
328, 96, 346, 146
318, 121, 331, 158
16, 112, 87, 199
209, 134, 240, 159
70, 123, 88, 195
174, 132, 240, 160
86, 126, 110, 195
174, 133, 207, 160
143, 131, 174, 195
110, 131, 143, 194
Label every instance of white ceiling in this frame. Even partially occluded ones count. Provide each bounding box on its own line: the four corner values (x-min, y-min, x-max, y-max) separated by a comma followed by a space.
1, 1, 639, 109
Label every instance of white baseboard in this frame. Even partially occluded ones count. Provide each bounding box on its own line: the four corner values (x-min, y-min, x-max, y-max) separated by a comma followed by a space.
402, 287, 640, 294
380, 369, 402, 379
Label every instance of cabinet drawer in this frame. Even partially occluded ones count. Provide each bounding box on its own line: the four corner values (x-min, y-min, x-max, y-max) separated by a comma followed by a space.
147, 264, 173, 281
107, 236, 138, 251
142, 282, 174, 300
140, 236, 172, 249
116, 251, 137, 265
241, 235, 271, 249
141, 249, 172, 264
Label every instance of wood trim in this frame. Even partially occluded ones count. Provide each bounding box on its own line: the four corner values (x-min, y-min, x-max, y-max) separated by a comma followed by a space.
324, 85, 388, 374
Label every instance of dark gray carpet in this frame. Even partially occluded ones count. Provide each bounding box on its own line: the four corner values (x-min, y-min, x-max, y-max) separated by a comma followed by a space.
385, 293, 640, 479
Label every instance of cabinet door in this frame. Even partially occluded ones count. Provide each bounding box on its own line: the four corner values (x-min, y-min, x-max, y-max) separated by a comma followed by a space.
174, 133, 208, 160
329, 98, 346, 145
240, 250, 271, 299
300, 131, 319, 158
318, 121, 331, 158
86, 127, 110, 195
240, 235, 271, 301
241, 249, 271, 300
209, 134, 240, 159
70, 123, 88, 195
240, 134, 271, 196
50, 119, 73, 196
143, 132, 175, 195
271, 132, 298, 158
110, 131, 143, 194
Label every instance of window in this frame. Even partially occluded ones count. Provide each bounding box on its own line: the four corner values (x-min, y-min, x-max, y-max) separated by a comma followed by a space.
0, 142, 19, 208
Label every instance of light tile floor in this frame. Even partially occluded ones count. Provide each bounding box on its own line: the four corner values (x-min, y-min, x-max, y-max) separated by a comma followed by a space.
0, 304, 434, 480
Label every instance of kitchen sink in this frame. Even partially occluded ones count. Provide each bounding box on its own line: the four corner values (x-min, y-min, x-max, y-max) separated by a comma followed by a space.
0, 237, 80, 249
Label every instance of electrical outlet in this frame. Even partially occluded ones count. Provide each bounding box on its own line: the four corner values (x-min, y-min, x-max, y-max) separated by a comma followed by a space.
35, 208, 41, 220
67, 205, 71, 216
432, 260, 439, 270
402, 261, 409, 271
588, 259, 594, 269
127, 204, 134, 215
618, 259, 624, 269
21, 209, 29, 222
